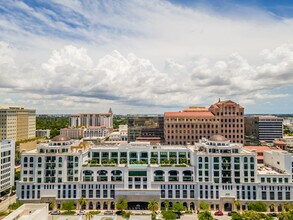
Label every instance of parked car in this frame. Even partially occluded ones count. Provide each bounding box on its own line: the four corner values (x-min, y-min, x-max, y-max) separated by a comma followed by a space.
214, 210, 224, 216
268, 213, 278, 217
77, 210, 86, 215
104, 211, 114, 215
51, 210, 61, 215
228, 211, 238, 216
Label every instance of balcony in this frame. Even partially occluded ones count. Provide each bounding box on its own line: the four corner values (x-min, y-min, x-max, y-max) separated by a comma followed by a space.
169, 176, 179, 181
83, 176, 93, 182
154, 176, 164, 181
183, 176, 193, 181
97, 176, 108, 181
111, 176, 122, 181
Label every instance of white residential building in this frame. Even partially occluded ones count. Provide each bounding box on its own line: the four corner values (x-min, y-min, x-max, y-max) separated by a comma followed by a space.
17, 135, 293, 212
0, 140, 15, 192
69, 108, 113, 129
83, 127, 111, 141
60, 128, 85, 139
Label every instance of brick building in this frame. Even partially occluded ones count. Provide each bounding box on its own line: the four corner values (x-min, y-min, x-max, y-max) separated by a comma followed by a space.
164, 100, 244, 144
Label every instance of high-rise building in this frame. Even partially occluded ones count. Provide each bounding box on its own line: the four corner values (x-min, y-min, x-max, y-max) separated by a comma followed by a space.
245, 116, 283, 145
127, 115, 164, 143
0, 106, 36, 141
69, 108, 113, 128
0, 140, 15, 193
164, 100, 244, 144
17, 135, 293, 212
60, 128, 85, 139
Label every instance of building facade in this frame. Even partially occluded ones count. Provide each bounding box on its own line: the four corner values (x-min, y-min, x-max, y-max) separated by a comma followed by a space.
0, 106, 36, 141
164, 100, 244, 145
0, 140, 15, 193
69, 109, 113, 129
83, 126, 111, 141
60, 128, 85, 139
17, 135, 293, 212
127, 115, 164, 143
245, 116, 283, 145
36, 129, 50, 138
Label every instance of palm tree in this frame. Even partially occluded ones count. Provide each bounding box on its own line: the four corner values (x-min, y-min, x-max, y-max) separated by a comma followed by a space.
164, 200, 170, 211
86, 212, 93, 220
198, 210, 213, 220
148, 200, 159, 213
234, 200, 240, 211
79, 197, 87, 210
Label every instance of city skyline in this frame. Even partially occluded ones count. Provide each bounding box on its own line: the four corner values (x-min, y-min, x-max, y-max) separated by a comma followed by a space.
0, 0, 293, 114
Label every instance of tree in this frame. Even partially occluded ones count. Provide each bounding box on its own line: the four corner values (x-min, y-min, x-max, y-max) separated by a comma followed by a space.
268, 204, 274, 212
172, 202, 185, 214
199, 202, 209, 210
278, 210, 293, 220
148, 200, 159, 213
198, 211, 213, 220
234, 200, 241, 211
79, 197, 86, 210
62, 201, 75, 212
162, 210, 176, 220
164, 200, 170, 211
116, 198, 128, 212
247, 201, 266, 212
284, 202, 293, 211
86, 212, 93, 220
241, 210, 262, 220
49, 202, 55, 210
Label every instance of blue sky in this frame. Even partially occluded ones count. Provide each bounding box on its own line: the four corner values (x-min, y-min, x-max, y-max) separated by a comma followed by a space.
0, 0, 292, 114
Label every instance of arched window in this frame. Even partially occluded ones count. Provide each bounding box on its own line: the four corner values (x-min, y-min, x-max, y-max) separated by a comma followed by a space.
199, 157, 202, 162
244, 157, 248, 163
59, 157, 62, 163
38, 157, 42, 163
24, 157, 28, 163
30, 157, 34, 163
205, 157, 209, 163
250, 157, 254, 163
75, 156, 78, 162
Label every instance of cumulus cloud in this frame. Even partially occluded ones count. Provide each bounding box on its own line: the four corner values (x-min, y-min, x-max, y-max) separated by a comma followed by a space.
0, 0, 293, 113
0, 42, 293, 113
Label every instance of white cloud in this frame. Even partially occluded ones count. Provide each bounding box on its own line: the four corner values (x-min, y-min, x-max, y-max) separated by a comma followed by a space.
0, 1, 293, 113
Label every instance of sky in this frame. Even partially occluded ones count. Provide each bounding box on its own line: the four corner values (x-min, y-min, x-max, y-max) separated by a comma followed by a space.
0, 0, 293, 114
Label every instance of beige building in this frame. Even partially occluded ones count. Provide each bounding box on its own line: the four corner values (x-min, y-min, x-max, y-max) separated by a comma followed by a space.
0, 106, 36, 141
164, 100, 244, 144
60, 128, 85, 139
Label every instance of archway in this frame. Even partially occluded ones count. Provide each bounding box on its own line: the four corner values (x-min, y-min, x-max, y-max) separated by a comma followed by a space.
89, 201, 93, 210
278, 204, 282, 212
224, 203, 232, 211
127, 202, 148, 210
111, 201, 115, 210
161, 202, 165, 210
190, 202, 195, 210
183, 202, 188, 210
103, 201, 108, 210
96, 202, 101, 210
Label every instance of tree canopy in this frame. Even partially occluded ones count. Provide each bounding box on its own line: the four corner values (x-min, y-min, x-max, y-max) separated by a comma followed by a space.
62, 200, 75, 212
116, 198, 128, 211
199, 202, 209, 210
198, 211, 213, 220
148, 200, 159, 212
247, 202, 266, 212
162, 210, 177, 220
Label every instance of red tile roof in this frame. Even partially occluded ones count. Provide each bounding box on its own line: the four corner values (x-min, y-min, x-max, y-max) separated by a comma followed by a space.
274, 140, 287, 145
164, 111, 215, 117
244, 146, 280, 153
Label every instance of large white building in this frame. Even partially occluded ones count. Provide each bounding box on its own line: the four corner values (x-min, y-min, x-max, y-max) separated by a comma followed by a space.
0, 140, 15, 193
17, 135, 293, 212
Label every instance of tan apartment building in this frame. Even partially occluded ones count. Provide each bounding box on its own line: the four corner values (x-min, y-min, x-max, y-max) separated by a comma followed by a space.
164, 100, 244, 144
0, 106, 36, 141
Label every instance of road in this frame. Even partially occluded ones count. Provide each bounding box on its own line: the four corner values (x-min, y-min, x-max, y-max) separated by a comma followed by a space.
0, 195, 16, 212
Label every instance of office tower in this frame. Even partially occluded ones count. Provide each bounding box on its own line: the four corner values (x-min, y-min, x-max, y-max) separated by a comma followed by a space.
245, 116, 283, 144
165, 100, 244, 144
0, 106, 36, 141
127, 115, 164, 143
